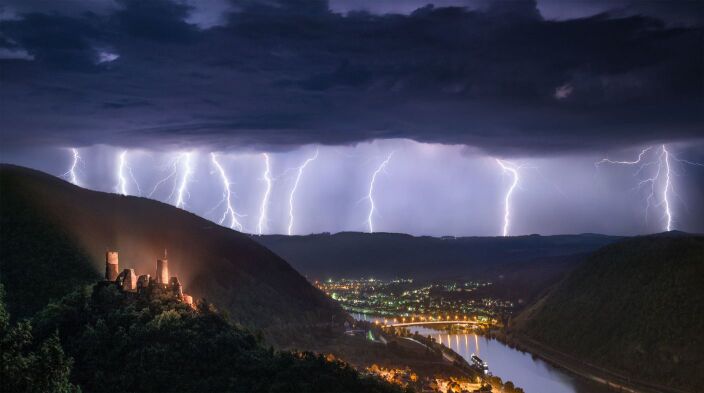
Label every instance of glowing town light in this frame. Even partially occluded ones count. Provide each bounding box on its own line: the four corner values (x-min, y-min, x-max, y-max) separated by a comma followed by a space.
117, 151, 128, 195
210, 153, 244, 231
288, 148, 319, 236
174, 153, 193, 209
62, 148, 82, 186
257, 153, 272, 235
367, 152, 394, 233
496, 159, 519, 237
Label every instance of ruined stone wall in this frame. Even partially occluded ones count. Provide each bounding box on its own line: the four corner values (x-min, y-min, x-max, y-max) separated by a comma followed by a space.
117, 268, 137, 292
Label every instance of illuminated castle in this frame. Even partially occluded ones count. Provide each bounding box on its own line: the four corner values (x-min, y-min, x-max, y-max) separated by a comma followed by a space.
103, 250, 194, 307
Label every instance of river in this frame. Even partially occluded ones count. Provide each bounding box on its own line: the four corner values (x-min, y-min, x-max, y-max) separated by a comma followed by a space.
352, 314, 614, 393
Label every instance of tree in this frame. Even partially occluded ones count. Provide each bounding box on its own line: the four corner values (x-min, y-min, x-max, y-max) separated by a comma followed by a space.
0, 284, 79, 393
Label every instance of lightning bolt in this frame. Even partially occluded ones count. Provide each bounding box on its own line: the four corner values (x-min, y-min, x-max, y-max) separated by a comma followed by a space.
596, 147, 653, 166
366, 152, 394, 233
149, 153, 191, 204
496, 159, 520, 237
62, 148, 82, 186
257, 153, 272, 235
148, 155, 182, 198
662, 145, 672, 231
173, 153, 193, 209
596, 145, 704, 232
288, 148, 319, 236
117, 151, 128, 195
210, 153, 244, 231
116, 150, 142, 196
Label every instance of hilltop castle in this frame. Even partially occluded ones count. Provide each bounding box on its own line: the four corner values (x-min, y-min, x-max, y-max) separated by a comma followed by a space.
103, 250, 194, 307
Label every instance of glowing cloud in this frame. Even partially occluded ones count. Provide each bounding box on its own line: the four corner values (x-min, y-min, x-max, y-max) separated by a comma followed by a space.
288, 148, 319, 236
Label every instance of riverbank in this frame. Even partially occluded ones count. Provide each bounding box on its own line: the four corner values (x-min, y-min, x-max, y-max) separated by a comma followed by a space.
493, 331, 692, 393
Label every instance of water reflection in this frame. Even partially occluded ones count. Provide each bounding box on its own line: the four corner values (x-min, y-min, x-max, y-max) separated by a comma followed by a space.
413, 326, 613, 393
351, 314, 613, 393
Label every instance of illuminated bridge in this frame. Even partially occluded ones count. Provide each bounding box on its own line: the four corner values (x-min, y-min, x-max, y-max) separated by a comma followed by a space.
387, 320, 485, 328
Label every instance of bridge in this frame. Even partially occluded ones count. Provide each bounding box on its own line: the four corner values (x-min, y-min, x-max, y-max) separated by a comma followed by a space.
387, 320, 485, 328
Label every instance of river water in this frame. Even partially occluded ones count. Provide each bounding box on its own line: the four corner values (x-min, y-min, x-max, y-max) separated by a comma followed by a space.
352, 314, 613, 393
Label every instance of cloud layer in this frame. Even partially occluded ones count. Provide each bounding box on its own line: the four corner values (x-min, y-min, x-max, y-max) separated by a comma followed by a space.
1, 0, 702, 155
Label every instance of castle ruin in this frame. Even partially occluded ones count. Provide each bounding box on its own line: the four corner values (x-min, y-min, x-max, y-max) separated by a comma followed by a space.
103, 250, 194, 307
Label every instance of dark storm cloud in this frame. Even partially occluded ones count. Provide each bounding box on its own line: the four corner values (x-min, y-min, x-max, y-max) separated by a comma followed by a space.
0, 0, 702, 155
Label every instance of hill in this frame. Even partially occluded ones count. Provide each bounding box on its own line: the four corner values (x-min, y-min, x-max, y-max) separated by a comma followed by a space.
254, 232, 619, 306
0, 164, 344, 340
254, 232, 619, 281
512, 235, 704, 392
0, 283, 404, 393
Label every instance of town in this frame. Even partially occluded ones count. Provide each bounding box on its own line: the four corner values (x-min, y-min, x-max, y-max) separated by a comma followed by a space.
315, 278, 512, 327
315, 278, 529, 392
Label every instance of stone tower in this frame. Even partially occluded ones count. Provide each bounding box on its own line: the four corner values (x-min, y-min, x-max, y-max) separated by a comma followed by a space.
105, 251, 119, 281
156, 249, 169, 285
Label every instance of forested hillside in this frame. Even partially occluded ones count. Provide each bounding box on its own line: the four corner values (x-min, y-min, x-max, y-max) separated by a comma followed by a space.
0, 283, 405, 393
513, 235, 704, 392
0, 164, 345, 342
0, 170, 99, 319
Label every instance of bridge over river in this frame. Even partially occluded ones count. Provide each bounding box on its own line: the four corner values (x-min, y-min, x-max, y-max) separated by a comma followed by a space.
388, 320, 485, 328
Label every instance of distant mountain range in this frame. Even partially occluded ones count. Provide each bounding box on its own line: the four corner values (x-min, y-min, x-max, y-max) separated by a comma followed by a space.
254, 232, 621, 281
0, 164, 344, 340
512, 234, 704, 393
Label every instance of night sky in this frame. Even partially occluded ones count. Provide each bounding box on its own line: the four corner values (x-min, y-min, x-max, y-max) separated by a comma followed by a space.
1, 0, 703, 236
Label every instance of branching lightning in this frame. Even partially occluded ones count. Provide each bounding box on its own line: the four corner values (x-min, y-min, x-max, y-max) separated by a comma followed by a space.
288, 149, 319, 236
496, 159, 520, 237
149, 153, 191, 205
598, 146, 669, 229
366, 152, 394, 233
148, 155, 182, 198
210, 153, 244, 231
257, 153, 272, 235
116, 150, 142, 196
596, 145, 703, 231
596, 147, 653, 166
174, 153, 193, 209
62, 148, 82, 186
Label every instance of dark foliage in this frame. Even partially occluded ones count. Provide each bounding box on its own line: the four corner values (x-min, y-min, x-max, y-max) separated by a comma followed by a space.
0, 284, 79, 393
29, 284, 406, 393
